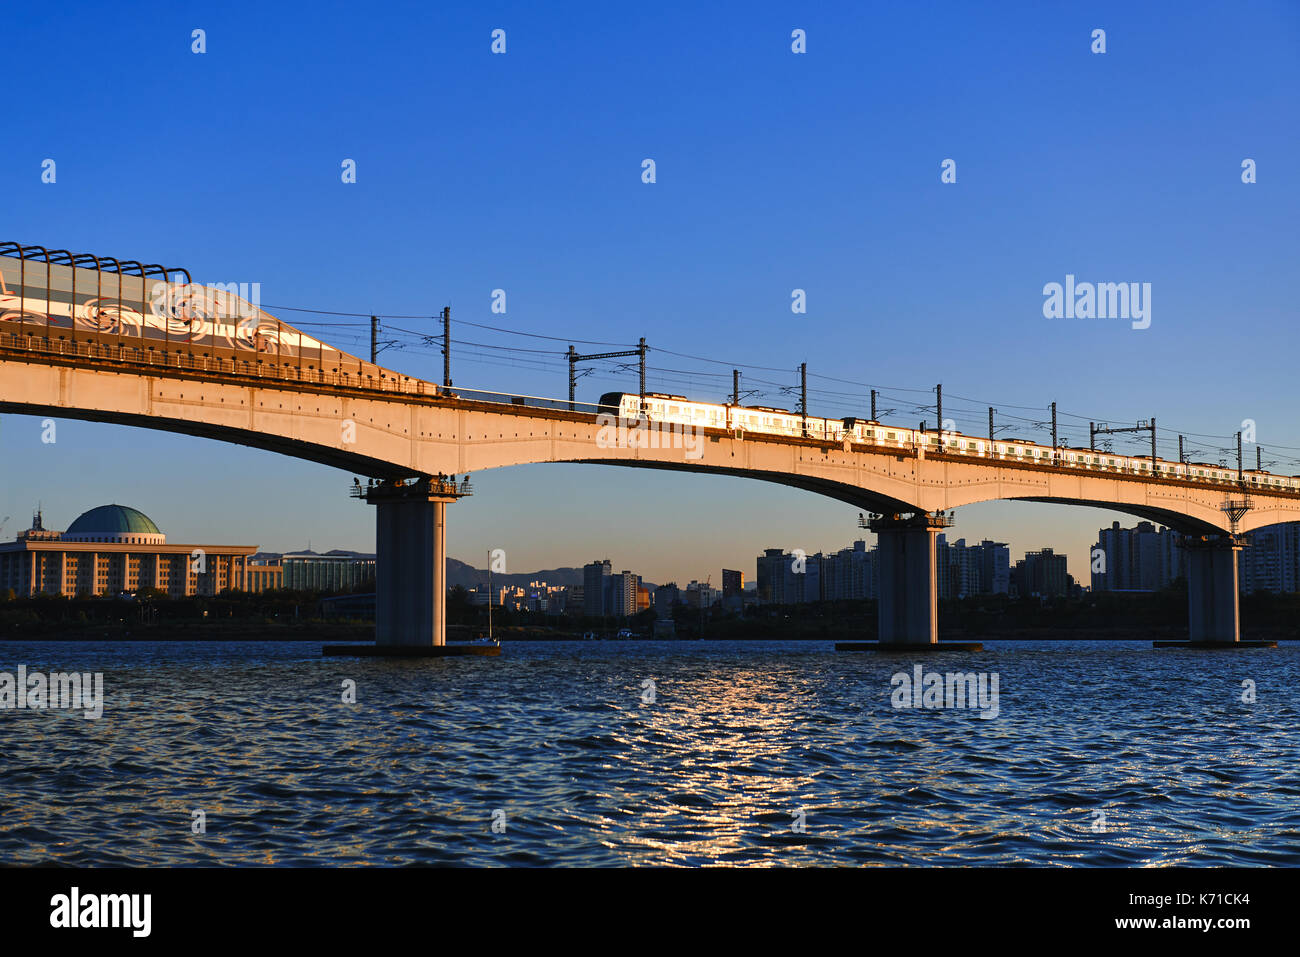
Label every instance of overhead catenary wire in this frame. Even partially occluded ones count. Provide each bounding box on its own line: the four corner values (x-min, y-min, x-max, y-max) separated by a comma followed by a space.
258, 298, 1300, 461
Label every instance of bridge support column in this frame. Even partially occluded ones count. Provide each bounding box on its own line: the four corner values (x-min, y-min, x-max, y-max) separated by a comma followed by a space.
837, 512, 981, 651
1155, 536, 1273, 649
325, 477, 497, 656
374, 489, 452, 646
872, 514, 944, 644
1184, 537, 1240, 643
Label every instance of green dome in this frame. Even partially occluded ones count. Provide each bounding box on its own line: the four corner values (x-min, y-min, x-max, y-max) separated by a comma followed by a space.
66, 505, 162, 536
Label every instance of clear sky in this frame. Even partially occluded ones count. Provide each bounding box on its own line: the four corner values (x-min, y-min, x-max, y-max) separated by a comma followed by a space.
2, 0, 1297, 586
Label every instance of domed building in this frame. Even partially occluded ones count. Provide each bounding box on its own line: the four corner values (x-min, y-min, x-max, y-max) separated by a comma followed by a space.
0, 505, 281, 598
64, 505, 166, 546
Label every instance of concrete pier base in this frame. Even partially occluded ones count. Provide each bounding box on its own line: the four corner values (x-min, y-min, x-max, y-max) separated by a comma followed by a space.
836, 641, 984, 652
1153, 640, 1275, 649
865, 513, 952, 645
324, 643, 500, 657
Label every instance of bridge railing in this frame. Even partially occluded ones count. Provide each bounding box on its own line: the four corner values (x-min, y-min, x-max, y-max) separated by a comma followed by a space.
445, 387, 606, 417
0, 330, 450, 395
0, 330, 643, 413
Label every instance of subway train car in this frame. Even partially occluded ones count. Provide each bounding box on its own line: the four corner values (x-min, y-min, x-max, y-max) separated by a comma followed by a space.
600, 391, 847, 439
595, 391, 1298, 491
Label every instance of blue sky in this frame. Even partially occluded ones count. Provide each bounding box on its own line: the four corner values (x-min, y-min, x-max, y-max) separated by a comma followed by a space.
3, 0, 1298, 585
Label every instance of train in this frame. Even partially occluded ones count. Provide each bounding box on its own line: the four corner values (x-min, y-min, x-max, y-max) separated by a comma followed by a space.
599, 391, 1299, 492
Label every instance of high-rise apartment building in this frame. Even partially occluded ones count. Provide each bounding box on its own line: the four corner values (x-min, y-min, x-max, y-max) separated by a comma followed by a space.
583, 559, 611, 617
1091, 521, 1184, 592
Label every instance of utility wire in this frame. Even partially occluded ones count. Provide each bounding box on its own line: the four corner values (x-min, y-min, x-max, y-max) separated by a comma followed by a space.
257, 298, 1300, 460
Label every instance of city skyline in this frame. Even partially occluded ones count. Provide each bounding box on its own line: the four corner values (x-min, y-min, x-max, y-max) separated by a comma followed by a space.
12, 498, 1297, 606
0, 494, 1085, 591
3, 493, 1296, 596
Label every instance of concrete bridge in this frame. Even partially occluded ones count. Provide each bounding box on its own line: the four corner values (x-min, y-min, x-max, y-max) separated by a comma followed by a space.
2, 240, 1295, 649
2, 336, 1296, 648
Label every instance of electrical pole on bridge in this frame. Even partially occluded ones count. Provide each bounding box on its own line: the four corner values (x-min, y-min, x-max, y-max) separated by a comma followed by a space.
567, 339, 647, 414
1090, 419, 1158, 470
442, 307, 451, 387
800, 363, 808, 437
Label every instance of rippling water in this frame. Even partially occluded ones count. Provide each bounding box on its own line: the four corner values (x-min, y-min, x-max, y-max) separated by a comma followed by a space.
1, 639, 1297, 866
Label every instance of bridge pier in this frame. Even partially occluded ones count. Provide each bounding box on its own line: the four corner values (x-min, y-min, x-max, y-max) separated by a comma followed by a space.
1155, 536, 1274, 648
838, 512, 981, 651
1185, 537, 1241, 643
325, 476, 498, 657
873, 513, 944, 644
373, 482, 454, 646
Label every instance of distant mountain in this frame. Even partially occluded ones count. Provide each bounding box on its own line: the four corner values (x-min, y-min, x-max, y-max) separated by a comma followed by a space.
446, 559, 585, 590
446, 559, 655, 592
253, 552, 653, 592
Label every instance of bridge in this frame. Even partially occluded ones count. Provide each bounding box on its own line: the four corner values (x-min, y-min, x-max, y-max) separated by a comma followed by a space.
2, 242, 1296, 649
